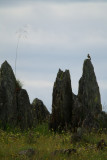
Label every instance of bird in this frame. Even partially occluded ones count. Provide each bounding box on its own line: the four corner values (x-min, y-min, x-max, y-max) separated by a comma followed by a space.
87, 53, 91, 60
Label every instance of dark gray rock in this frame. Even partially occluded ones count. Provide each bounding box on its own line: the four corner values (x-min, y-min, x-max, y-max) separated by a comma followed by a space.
0, 61, 32, 129
19, 148, 35, 157
0, 59, 104, 131
0, 61, 17, 128
32, 98, 50, 125
50, 69, 73, 131
77, 59, 102, 128
78, 59, 102, 117
17, 89, 32, 129
82, 113, 99, 129
72, 93, 83, 128
72, 59, 102, 129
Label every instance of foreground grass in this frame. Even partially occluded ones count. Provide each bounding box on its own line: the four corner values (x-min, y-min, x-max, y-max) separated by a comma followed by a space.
0, 123, 107, 160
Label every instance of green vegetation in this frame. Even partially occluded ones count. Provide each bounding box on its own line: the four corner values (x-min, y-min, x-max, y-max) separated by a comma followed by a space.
0, 123, 107, 160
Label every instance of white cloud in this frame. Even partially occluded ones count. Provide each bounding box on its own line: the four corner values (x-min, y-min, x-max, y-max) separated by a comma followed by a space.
0, 6, 32, 17
24, 80, 53, 88
0, 2, 107, 48
98, 80, 107, 90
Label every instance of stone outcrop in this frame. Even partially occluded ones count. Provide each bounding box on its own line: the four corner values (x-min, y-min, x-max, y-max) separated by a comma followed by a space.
78, 59, 102, 114
0, 61, 17, 128
0, 61, 32, 129
0, 58, 106, 131
32, 98, 50, 125
50, 69, 73, 131
73, 59, 102, 128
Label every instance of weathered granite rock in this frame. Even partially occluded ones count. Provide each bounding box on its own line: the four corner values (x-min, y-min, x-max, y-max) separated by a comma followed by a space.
32, 98, 50, 125
0, 61, 32, 129
50, 69, 73, 131
78, 59, 102, 128
78, 59, 102, 114
0, 59, 104, 130
17, 89, 32, 129
0, 61, 17, 128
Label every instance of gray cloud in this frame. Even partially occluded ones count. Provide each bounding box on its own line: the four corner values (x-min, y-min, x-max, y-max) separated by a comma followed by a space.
0, 0, 107, 6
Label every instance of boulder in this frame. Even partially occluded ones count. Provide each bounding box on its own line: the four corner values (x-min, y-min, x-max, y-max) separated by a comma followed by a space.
0, 61, 17, 128
32, 98, 50, 125
50, 69, 73, 131
19, 148, 36, 157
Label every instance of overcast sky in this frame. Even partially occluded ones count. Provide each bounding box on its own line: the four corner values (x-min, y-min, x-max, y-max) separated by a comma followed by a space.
0, 0, 107, 112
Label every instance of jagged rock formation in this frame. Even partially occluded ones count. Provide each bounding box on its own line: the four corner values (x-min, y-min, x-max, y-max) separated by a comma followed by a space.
32, 98, 50, 125
0, 59, 106, 131
78, 59, 102, 114
0, 61, 50, 129
72, 59, 102, 128
50, 69, 73, 131
0, 61, 32, 129
0, 61, 17, 128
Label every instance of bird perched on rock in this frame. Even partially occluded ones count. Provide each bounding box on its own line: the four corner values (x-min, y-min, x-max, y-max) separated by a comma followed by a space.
87, 54, 91, 60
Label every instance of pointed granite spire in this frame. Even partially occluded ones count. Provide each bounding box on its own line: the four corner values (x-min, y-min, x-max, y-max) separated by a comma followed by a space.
78, 59, 102, 116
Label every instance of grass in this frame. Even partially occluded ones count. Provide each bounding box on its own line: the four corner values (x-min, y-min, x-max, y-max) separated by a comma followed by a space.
0, 123, 107, 160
